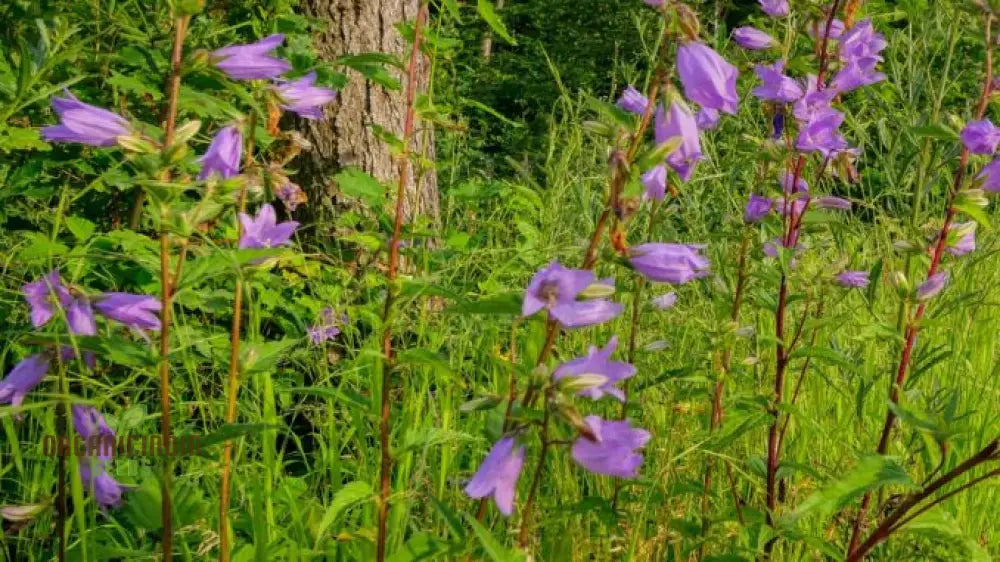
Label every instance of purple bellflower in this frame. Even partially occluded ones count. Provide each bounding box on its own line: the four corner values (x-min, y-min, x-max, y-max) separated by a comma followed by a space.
66, 298, 97, 336
94, 293, 163, 331
917, 272, 948, 301
553, 336, 636, 402
733, 27, 777, 50
212, 34, 291, 80
72, 406, 115, 464
829, 57, 886, 93
617, 85, 649, 115
23, 271, 72, 328
836, 270, 870, 288
838, 19, 888, 63
464, 437, 525, 516
759, 0, 789, 17
655, 102, 703, 181
676, 43, 739, 115
697, 107, 720, 130
753, 61, 804, 103
947, 222, 976, 256
628, 243, 710, 284
796, 109, 849, 157
809, 18, 845, 41
198, 126, 242, 180
0, 354, 50, 407
571, 416, 651, 478
961, 120, 1000, 154
238, 204, 299, 249
977, 157, 1000, 191
780, 171, 809, 194
641, 165, 667, 201
652, 292, 677, 310
42, 92, 131, 147
308, 307, 344, 345
78, 462, 128, 509
814, 196, 852, 210
276, 182, 307, 212
522, 262, 623, 328
793, 75, 837, 122
274, 72, 337, 119
745, 194, 774, 222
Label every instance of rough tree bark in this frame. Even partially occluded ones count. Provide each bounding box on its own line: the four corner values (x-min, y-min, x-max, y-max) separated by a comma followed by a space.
299, 0, 438, 222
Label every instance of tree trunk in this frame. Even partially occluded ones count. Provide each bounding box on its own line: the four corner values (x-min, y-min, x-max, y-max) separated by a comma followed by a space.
298, 0, 437, 223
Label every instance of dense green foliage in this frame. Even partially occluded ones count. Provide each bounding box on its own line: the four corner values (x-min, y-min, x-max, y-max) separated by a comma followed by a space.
1, 0, 999, 561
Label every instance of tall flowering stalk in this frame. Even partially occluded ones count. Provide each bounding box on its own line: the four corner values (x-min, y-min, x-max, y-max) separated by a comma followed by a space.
376, 5, 427, 561
845, 10, 996, 556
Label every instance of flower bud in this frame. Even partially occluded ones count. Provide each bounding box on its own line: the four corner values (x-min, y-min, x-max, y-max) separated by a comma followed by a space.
172, 120, 202, 146
579, 282, 616, 299
890, 271, 909, 295
117, 134, 158, 154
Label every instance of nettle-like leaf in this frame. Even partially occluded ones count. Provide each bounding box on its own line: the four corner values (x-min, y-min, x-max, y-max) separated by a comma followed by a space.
785, 455, 915, 524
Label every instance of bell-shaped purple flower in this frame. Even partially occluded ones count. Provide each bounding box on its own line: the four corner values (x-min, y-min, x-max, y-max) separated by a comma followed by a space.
629, 243, 710, 284
212, 34, 291, 81
198, 126, 242, 180
522, 262, 622, 328
808, 18, 845, 41
793, 75, 837, 122
697, 107, 720, 130
277, 182, 307, 211
42, 91, 131, 147
23, 271, 72, 328
838, 19, 887, 63
72, 405, 116, 464
641, 165, 667, 201
676, 43, 739, 115
829, 57, 886, 94
617, 85, 649, 115
780, 171, 809, 194
571, 416, 651, 478
961, 120, 1000, 155
652, 292, 677, 310
917, 272, 947, 301
553, 336, 636, 402
733, 26, 776, 50
758, 0, 789, 17
814, 196, 852, 210
464, 437, 525, 516
238, 204, 299, 249
0, 354, 50, 407
836, 270, 870, 288
94, 293, 162, 331
274, 72, 337, 120
977, 157, 1000, 191
753, 61, 804, 103
947, 222, 976, 256
796, 109, 849, 157
78, 462, 127, 509
66, 298, 96, 336
745, 194, 773, 222
655, 102, 703, 181
308, 307, 344, 345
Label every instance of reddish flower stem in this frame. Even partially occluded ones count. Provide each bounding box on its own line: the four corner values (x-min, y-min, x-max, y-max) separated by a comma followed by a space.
376, 6, 426, 562
845, 13, 993, 556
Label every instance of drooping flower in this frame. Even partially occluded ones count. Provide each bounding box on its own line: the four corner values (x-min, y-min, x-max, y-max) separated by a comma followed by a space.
238, 204, 299, 249
829, 57, 886, 94
808, 18, 845, 41
780, 171, 809, 194
961, 120, 1000, 155
732, 26, 777, 50
745, 194, 773, 222
629, 243, 710, 284
947, 222, 976, 256
274, 72, 337, 119
676, 43, 739, 115
72, 405, 116, 464
642, 0, 665, 6
775, 195, 809, 217
977, 157, 1000, 191
696, 107, 720, 130
796, 109, 849, 157
42, 92, 131, 147
276, 182, 307, 212
793, 75, 837, 122
0, 354, 50, 407
522, 262, 622, 328
838, 19, 887, 63
814, 196, 852, 210
655, 102, 703, 181
753, 61, 804, 103
78, 462, 127, 509
617, 85, 649, 115
464, 437, 525, 516
916, 272, 948, 301
641, 165, 667, 201
571, 416, 651, 478
94, 293, 162, 331
758, 0, 789, 17
836, 270, 870, 288
652, 292, 677, 310
23, 271, 72, 328
66, 298, 96, 336
771, 112, 785, 139
553, 337, 636, 402
308, 307, 344, 345
198, 126, 242, 180
212, 34, 291, 81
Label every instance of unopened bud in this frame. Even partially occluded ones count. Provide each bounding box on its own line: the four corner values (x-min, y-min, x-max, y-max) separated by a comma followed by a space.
579, 282, 616, 299
117, 134, 158, 154
890, 271, 909, 295
172, 120, 202, 146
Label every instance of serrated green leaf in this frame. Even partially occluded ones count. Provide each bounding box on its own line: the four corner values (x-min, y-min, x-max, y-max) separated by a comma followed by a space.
477, 0, 516, 45
787, 455, 914, 523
